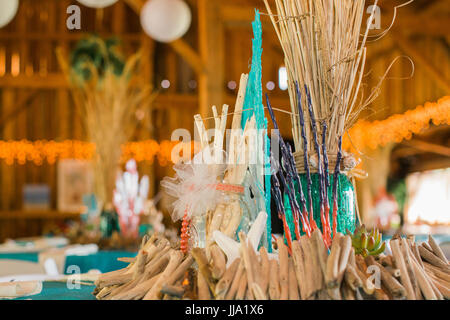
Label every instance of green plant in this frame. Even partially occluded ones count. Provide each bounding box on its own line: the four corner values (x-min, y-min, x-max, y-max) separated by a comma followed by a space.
349, 224, 386, 257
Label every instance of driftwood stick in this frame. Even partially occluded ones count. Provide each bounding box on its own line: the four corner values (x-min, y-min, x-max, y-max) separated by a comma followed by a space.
341, 282, 355, 300
97, 272, 133, 288
145, 249, 171, 279
236, 273, 247, 300
419, 245, 449, 270
406, 244, 443, 300
400, 238, 420, 299
422, 242, 433, 252
268, 259, 281, 300
306, 234, 325, 295
411, 243, 424, 269
337, 235, 352, 282
365, 255, 406, 299
161, 285, 184, 298
215, 258, 240, 299
96, 285, 117, 299
427, 272, 450, 299
379, 255, 394, 268
299, 237, 315, 299
325, 233, 342, 292
225, 261, 245, 300
344, 264, 363, 291
390, 239, 416, 300
210, 244, 227, 280
198, 270, 212, 300
239, 232, 257, 299
423, 262, 450, 282
144, 250, 183, 300
95, 268, 127, 288
385, 266, 401, 278
277, 237, 289, 300
259, 247, 270, 293
133, 250, 147, 279
410, 256, 437, 300
112, 274, 161, 300
247, 241, 264, 299
428, 235, 448, 264
288, 258, 300, 300
354, 255, 376, 295
311, 228, 328, 277
291, 240, 307, 299
191, 248, 215, 294
145, 239, 169, 265
165, 254, 194, 286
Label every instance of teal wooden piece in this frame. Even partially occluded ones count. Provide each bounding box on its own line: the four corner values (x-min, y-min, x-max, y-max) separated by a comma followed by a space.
239, 10, 272, 252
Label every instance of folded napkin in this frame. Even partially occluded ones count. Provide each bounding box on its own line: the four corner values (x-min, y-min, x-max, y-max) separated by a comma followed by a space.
0, 281, 43, 299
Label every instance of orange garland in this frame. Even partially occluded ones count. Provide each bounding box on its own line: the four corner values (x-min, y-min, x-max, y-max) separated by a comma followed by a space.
1, 97, 448, 165
0, 139, 199, 166
344, 96, 450, 151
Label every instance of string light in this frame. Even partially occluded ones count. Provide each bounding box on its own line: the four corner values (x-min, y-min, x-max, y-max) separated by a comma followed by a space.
1, 97, 447, 165
344, 96, 450, 151
0, 139, 199, 166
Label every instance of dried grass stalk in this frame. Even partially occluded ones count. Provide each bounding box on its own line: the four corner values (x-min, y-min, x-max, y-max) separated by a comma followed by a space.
56, 46, 155, 204
263, 0, 381, 154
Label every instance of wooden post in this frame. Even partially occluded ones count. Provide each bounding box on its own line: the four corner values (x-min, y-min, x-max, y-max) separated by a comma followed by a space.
198, 0, 224, 120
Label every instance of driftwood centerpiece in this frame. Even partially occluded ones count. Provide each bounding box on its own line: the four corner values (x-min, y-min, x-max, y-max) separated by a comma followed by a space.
93, 230, 449, 300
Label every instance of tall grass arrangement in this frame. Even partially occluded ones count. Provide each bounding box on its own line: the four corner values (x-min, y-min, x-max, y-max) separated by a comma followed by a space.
263, 0, 381, 156
57, 36, 155, 206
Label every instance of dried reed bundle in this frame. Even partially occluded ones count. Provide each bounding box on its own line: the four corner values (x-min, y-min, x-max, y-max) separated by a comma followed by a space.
56, 39, 155, 205
263, 0, 380, 155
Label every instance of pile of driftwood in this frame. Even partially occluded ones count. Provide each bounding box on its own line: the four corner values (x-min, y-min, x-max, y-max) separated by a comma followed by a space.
93, 234, 194, 300
93, 230, 449, 300
208, 230, 449, 300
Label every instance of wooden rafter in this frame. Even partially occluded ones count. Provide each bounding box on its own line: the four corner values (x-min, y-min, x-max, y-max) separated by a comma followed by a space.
401, 139, 450, 158
392, 32, 450, 93
123, 0, 205, 75
0, 90, 39, 130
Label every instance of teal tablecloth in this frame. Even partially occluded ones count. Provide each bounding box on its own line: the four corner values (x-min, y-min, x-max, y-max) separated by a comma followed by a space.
0, 252, 39, 262
0, 250, 137, 274
64, 251, 136, 274
12, 281, 96, 300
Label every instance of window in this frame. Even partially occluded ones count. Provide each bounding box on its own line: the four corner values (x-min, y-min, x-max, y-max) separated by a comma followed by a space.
278, 66, 288, 90
405, 168, 450, 225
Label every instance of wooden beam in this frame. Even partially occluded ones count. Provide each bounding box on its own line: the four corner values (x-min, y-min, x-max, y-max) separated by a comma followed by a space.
0, 74, 68, 88
197, 0, 225, 118
0, 90, 39, 131
170, 39, 206, 75
407, 156, 450, 173
123, 0, 205, 75
392, 33, 450, 93
401, 139, 450, 157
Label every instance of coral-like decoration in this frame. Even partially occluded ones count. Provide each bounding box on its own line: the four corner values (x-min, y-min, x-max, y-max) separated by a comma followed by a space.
180, 208, 191, 254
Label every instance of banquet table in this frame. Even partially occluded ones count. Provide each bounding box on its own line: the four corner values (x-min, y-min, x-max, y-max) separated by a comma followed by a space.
11, 281, 96, 300
0, 250, 137, 274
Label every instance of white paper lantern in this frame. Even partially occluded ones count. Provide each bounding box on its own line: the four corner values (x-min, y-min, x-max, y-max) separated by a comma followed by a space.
76, 0, 118, 9
140, 0, 191, 43
0, 0, 19, 28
